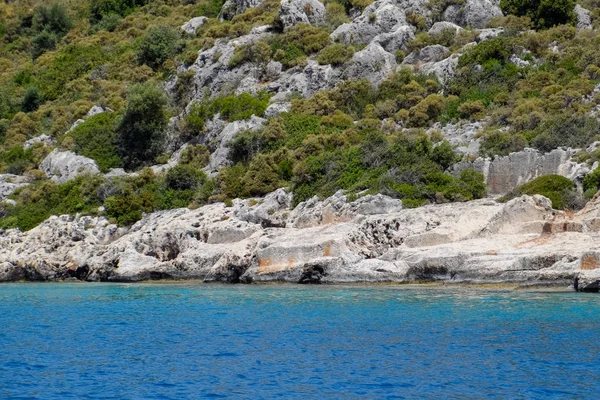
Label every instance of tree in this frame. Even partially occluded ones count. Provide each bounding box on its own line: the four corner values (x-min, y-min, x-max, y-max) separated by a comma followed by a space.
500, 0, 575, 30
136, 26, 181, 69
21, 87, 44, 112
116, 82, 168, 170
89, 0, 147, 23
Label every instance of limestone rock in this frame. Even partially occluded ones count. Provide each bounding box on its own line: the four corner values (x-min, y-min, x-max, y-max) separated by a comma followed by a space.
443, 0, 503, 29
418, 53, 460, 84
181, 16, 208, 34
575, 5, 593, 31
428, 21, 463, 36
204, 116, 266, 175
452, 148, 590, 196
220, 0, 263, 20
23, 134, 53, 150
40, 149, 101, 183
0, 174, 30, 201
345, 42, 396, 85
331, 0, 407, 44
373, 25, 415, 53
278, 0, 326, 29
402, 45, 450, 65
264, 102, 291, 117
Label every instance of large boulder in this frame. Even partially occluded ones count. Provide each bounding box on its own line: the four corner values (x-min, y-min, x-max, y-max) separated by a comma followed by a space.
443, 0, 503, 29
418, 53, 460, 84
181, 16, 208, 34
428, 21, 463, 36
373, 25, 415, 53
344, 42, 396, 86
402, 45, 450, 65
278, 0, 326, 29
39, 149, 101, 183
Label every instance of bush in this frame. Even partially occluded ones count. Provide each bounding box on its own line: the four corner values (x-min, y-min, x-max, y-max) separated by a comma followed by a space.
197, 0, 224, 18
531, 114, 600, 153
209, 92, 270, 121
136, 26, 181, 69
501, 174, 579, 209
31, 31, 57, 59
68, 112, 122, 172
228, 41, 271, 68
21, 87, 44, 113
500, 0, 575, 30
316, 44, 354, 66
117, 82, 168, 170
32, 3, 72, 37
165, 164, 206, 191
90, 0, 147, 23
479, 130, 527, 157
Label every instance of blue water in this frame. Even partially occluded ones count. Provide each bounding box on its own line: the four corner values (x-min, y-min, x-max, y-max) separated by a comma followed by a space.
0, 284, 599, 399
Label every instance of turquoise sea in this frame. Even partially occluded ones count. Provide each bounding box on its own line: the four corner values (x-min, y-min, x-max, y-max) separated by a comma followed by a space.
0, 283, 599, 399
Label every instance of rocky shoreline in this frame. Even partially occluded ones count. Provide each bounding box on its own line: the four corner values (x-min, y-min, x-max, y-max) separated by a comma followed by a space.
2, 189, 600, 292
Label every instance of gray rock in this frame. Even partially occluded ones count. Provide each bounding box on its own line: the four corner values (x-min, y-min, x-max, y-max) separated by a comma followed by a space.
575, 5, 593, 31
278, 0, 326, 29
428, 21, 463, 36
219, 0, 263, 20
452, 148, 589, 196
0, 174, 30, 201
181, 16, 208, 34
23, 134, 53, 151
402, 45, 450, 65
477, 28, 504, 41
428, 119, 487, 156
264, 102, 291, 117
204, 116, 266, 175
345, 42, 396, 86
86, 105, 112, 117
418, 53, 460, 84
233, 188, 293, 227
40, 149, 101, 183
443, 0, 503, 29
373, 25, 415, 53
331, 0, 407, 44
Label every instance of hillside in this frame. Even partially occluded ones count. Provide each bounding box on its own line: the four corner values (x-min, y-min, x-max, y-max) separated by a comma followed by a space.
1, 0, 600, 231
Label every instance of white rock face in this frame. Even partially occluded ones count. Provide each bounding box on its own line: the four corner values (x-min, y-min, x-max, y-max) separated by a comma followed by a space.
220, 0, 264, 20
3, 191, 600, 291
418, 53, 460, 84
453, 148, 590, 195
39, 149, 101, 183
373, 25, 415, 53
181, 16, 208, 34
278, 0, 326, 29
575, 5, 593, 31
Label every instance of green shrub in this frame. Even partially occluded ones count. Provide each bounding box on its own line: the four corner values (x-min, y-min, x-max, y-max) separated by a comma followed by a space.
209, 91, 270, 121
68, 112, 122, 172
165, 164, 206, 191
500, 0, 575, 30
531, 114, 600, 153
479, 130, 527, 158
32, 3, 73, 37
228, 41, 271, 68
136, 26, 181, 69
117, 82, 168, 170
90, 0, 147, 23
316, 44, 354, 66
31, 31, 57, 59
501, 174, 579, 209
197, 0, 224, 18
21, 87, 44, 113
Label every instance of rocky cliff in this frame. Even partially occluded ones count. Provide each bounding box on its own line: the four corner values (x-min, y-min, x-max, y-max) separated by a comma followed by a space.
2, 189, 600, 291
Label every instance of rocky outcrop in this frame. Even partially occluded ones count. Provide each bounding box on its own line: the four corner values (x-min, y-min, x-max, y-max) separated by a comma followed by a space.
181, 16, 208, 34
344, 42, 396, 85
23, 134, 53, 151
3, 188, 600, 291
220, 0, 264, 20
442, 0, 503, 29
402, 45, 450, 65
39, 149, 101, 183
452, 148, 590, 196
428, 21, 463, 36
574, 5, 593, 31
0, 174, 30, 201
278, 0, 326, 29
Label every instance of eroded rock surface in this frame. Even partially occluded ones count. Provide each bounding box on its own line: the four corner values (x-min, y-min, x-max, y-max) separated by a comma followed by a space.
2, 189, 600, 291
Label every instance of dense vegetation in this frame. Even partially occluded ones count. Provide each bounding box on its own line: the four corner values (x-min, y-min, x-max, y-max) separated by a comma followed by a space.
1, 0, 600, 230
